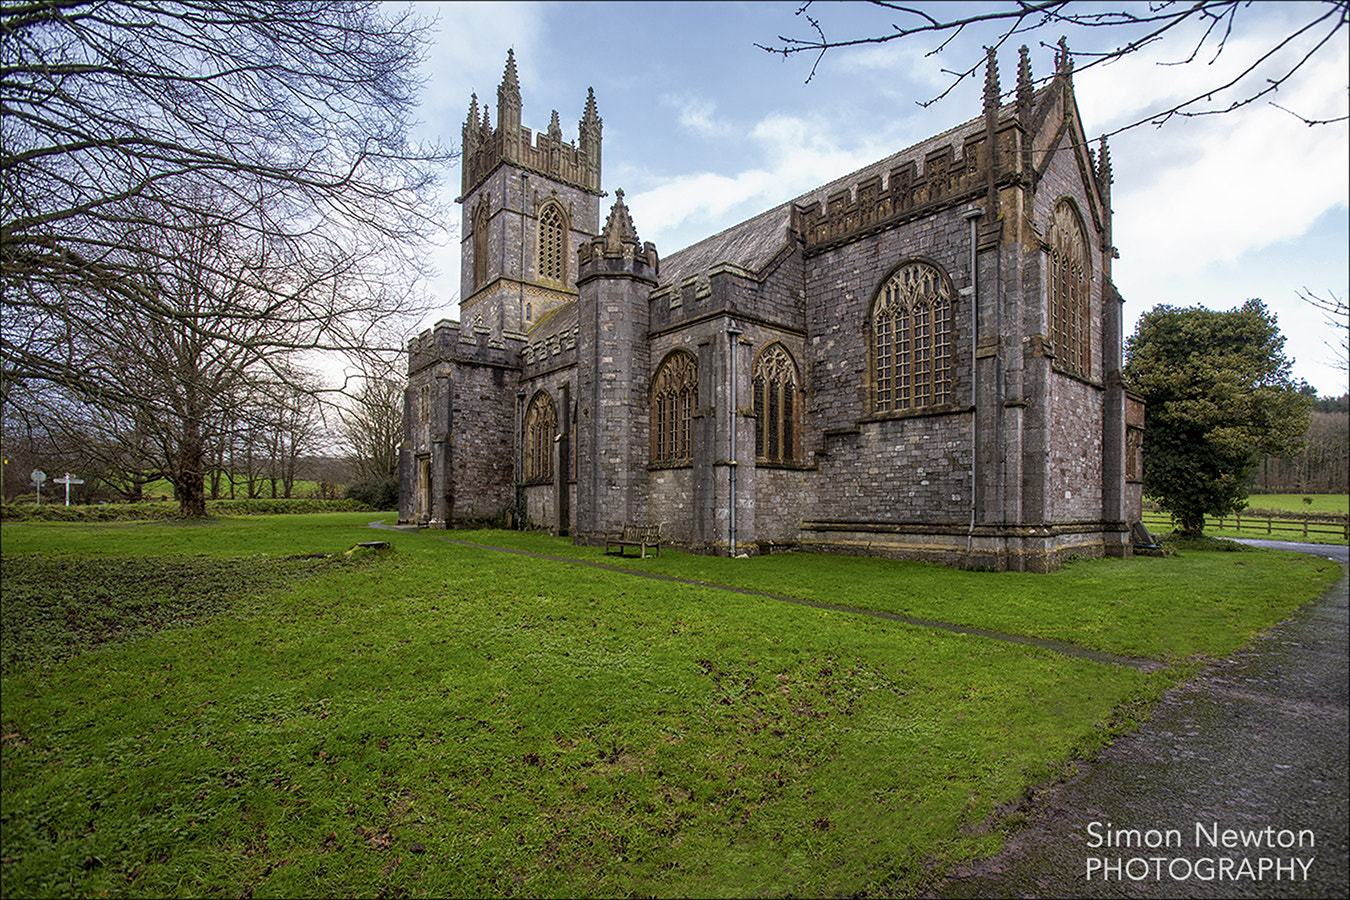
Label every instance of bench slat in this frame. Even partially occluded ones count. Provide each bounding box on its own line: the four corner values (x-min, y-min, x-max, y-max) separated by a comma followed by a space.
604, 522, 662, 558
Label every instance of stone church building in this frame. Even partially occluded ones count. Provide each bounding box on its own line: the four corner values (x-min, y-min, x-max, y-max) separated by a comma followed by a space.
399, 46, 1145, 571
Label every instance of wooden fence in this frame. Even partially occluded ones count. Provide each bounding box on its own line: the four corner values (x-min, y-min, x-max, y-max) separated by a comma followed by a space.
1141, 510, 1349, 541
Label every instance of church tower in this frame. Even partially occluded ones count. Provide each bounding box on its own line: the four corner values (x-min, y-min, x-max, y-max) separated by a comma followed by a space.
458, 50, 604, 339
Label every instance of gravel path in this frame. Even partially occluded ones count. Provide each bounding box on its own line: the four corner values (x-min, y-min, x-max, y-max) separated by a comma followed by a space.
932, 540, 1349, 899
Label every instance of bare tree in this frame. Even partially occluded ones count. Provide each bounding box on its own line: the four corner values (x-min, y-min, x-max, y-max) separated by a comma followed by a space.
759, 1, 1348, 134
1300, 289, 1349, 372
1, 1, 450, 513
338, 363, 405, 482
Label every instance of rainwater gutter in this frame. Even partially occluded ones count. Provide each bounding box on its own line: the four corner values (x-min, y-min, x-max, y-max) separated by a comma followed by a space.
727, 322, 742, 558
963, 206, 984, 555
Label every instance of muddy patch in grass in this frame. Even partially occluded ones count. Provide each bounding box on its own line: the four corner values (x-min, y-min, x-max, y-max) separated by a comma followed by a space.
0, 554, 344, 670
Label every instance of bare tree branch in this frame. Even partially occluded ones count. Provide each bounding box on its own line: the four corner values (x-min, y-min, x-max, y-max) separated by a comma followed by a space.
1300, 288, 1350, 373
758, 1, 1349, 133
1, 1, 454, 514
1, 1, 452, 384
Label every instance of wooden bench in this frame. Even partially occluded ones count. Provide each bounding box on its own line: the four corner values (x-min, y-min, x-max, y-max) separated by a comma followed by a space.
604, 522, 663, 558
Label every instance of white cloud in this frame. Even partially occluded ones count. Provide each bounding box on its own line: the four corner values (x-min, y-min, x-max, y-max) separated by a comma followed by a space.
1113, 104, 1348, 280
627, 112, 882, 253
660, 92, 731, 137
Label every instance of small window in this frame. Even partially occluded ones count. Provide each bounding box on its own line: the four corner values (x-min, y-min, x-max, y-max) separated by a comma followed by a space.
472, 203, 489, 291
539, 202, 567, 284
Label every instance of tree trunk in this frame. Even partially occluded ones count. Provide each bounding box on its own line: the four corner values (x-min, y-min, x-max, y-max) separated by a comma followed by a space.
176, 422, 207, 517
1174, 508, 1205, 536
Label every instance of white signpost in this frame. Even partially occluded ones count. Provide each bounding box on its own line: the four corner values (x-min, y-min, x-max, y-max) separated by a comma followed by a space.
30, 469, 46, 504
54, 472, 84, 506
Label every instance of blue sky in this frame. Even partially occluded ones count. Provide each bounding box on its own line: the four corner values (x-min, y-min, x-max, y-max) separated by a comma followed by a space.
403, 1, 1349, 397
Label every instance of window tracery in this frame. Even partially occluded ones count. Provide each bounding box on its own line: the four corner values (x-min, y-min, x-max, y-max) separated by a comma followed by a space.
539, 202, 567, 284
753, 343, 800, 463
873, 261, 953, 413
1049, 200, 1091, 378
472, 202, 489, 292
651, 351, 697, 465
523, 391, 557, 483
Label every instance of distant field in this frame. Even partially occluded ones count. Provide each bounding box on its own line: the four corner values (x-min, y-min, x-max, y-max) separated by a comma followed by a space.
1142, 493, 1349, 545
60, 477, 337, 503
1246, 493, 1349, 514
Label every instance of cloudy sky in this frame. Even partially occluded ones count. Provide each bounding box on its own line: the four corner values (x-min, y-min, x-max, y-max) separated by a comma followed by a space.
402, 1, 1348, 397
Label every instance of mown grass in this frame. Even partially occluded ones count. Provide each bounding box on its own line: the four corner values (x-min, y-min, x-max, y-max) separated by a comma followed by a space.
1, 515, 1340, 898
1246, 493, 1349, 514
440, 526, 1338, 661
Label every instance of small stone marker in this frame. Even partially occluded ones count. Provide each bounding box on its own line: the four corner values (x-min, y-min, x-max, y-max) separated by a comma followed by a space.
54, 472, 84, 506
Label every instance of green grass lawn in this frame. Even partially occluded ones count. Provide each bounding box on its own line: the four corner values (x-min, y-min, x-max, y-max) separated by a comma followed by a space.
1246, 493, 1349, 514
1, 515, 1341, 898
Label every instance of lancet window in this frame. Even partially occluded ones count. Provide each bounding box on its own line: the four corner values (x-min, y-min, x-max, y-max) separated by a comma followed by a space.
523, 391, 557, 483
753, 343, 800, 463
1049, 200, 1091, 378
472, 203, 489, 292
873, 261, 954, 413
651, 351, 698, 465
539, 202, 567, 284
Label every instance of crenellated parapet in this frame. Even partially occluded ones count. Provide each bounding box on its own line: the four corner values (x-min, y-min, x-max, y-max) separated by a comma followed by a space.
793, 42, 1102, 256
794, 118, 1023, 254
521, 323, 580, 378
461, 50, 602, 198
406, 317, 522, 375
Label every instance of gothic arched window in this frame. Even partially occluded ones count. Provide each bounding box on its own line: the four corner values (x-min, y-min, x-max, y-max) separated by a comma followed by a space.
1048, 199, 1091, 378
753, 343, 800, 463
472, 202, 489, 292
651, 351, 698, 465
873, 261, 954, 413
539, 202, 567, 284
523, 391, 557, 483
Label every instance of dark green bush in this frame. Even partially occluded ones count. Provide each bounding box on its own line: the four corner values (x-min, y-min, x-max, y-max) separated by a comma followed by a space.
0, 502, 183, 523
1, 497, 371, 523
345, 476, 399, 511
208, 498, 368, 515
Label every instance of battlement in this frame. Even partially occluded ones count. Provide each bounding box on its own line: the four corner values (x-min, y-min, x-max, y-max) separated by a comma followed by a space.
462, 122, 600, 196
576, 238, 660, 279
795, 117, 1023, 254
407, 318, 523, 375
521, 322, 579, 378
461, 51, 601, 198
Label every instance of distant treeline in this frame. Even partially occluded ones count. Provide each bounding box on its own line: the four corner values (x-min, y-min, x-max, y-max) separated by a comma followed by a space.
1249, 393, 1349, 493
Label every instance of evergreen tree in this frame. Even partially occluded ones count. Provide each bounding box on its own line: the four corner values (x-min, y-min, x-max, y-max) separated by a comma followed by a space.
1124, 300, 1312, 534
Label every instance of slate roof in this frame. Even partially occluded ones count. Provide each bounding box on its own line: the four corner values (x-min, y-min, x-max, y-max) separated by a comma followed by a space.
652, 97, 1030, 291
525, 296, 577, 341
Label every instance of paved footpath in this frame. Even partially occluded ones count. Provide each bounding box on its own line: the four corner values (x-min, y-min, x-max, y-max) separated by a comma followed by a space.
932, 540, 1349, 900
